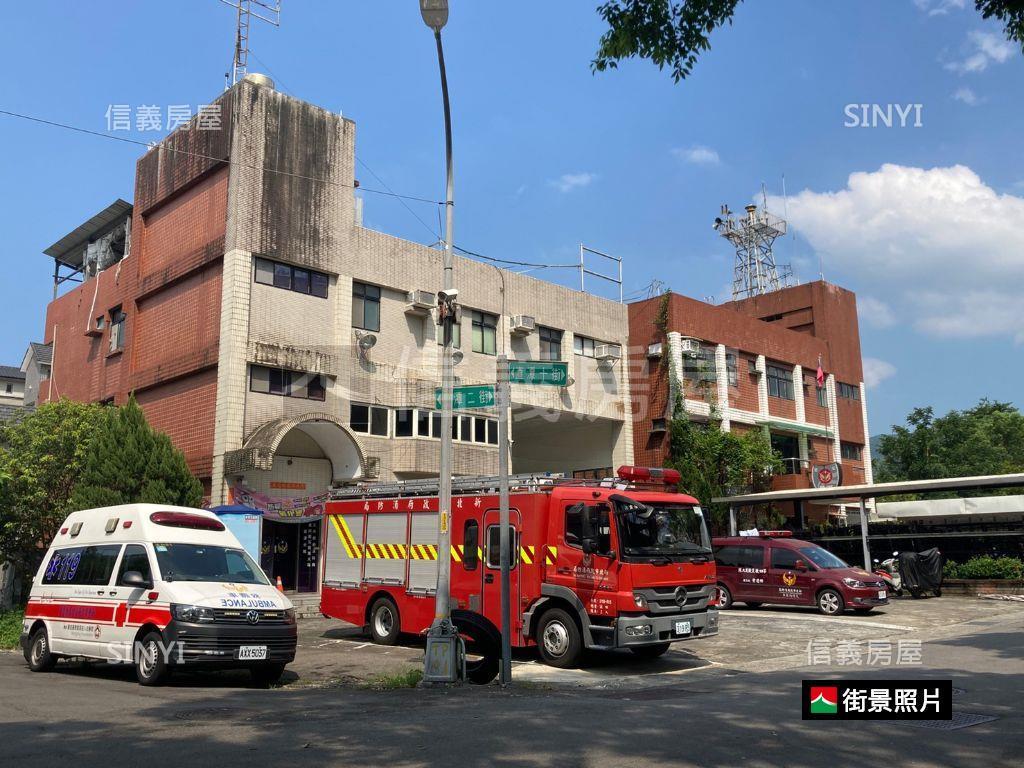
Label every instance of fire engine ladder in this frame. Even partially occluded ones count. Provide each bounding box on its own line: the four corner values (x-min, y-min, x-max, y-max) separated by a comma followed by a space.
328, 473, 573, 500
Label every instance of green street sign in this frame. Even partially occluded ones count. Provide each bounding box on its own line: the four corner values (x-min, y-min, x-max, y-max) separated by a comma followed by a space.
509, 360, 569, 387
435, 384, 496, 410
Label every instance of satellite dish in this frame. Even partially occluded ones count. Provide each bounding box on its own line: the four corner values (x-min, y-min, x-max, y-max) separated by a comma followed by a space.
357, 333, 377, 352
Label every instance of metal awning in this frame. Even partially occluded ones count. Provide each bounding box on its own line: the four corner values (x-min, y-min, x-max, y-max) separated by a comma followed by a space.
756, 419, 833, 438
43, 199, 133, 267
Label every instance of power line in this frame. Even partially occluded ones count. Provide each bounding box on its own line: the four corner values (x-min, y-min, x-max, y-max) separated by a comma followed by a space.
453, 245, 577, 271
0, 108, 442, 206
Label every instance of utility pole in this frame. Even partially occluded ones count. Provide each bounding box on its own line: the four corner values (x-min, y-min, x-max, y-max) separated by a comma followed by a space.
420, 0, 461, 684
497, 355, 512, 685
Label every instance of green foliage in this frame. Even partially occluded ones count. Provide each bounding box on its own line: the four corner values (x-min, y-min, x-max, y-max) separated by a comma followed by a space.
72, 395, 203, 511
0, 608, 25, 650
876, 399, 1024, 492
665, 397, 782, 533
362, 668, 423, 690
944, 556, 1024, 581
0, 400, 104, 574
592, 1, 1022, 83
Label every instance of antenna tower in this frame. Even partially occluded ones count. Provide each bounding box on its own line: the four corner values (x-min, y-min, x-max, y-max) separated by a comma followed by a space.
220, 0, 281, 86
713, 199, 793, 300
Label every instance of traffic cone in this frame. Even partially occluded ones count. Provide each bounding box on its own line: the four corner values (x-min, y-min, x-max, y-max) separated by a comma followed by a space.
276, 575, 284, 592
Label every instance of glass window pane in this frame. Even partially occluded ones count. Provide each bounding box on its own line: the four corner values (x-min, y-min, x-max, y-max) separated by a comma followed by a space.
117, 544, 152, 584
293, 268, 311, 294
350, 403, 370, 433
254, 258, 274, 285
432, 412, 442, 438
417, 410, 431, 437
574, 336, 584, 355
370, 406, 389, 436
486, 420, 498, 445
460, 416, 472, 441
352, 295, 364, 329
273, 263, 292, 290
364, 299, 380, 332
306, 375, 326, 401
484, 327, 496, 356
250, 366, 270, 394
474, 417, 486, 443
310, 272, 329, 298
395, 408, 413, 437
366, 284, 381, 300
269, 368, 286, 395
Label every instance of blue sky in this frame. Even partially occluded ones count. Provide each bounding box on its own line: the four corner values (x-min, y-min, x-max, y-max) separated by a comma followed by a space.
1, 0, 1021, 436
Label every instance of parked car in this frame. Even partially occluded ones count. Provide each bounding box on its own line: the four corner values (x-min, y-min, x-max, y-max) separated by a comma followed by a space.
712, 531, 889, 615
21, 504, 297, 686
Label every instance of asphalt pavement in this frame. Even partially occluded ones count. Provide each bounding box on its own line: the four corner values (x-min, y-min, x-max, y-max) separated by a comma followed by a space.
2, 598, 1022, 767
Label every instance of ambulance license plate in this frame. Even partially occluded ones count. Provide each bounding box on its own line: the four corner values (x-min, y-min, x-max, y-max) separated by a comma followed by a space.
238, 645, 267, 660
674, 620, 692, 636
878, 590, 887, 600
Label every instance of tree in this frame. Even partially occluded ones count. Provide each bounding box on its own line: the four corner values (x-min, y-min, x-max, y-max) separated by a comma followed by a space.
0, 400, 104, 579
71, 395, 203, 511
876, 399, 1024, 491
592, 1, 1024, 82
665, 397, 782, 533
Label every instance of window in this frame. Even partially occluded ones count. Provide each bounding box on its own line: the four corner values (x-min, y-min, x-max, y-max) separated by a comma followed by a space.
4, 384, 11, 394
841, 442, 863, 461
565, 503, 584, 547
838, 382, 860, 400
574, 335, 596, 358
486, 420, 498, 445
43, 545, 122, 585
817, 385, 827, 407
451, 415, 498, 444
108, 307, 126, 353
539, 326, 563, 361
250, 365, 327, 401
437, 319, 462, 348
563, 502, 612, 553
683, 345, 716, 385
771, 433, 801, 475
485, 525, 519, 569
462, 520, 479, 571
350, 403, 390, 436
725, 352, 739, 386
770, 547, 804, 570
471, 311, 497, 355
117, 544, 153, 586
474, 417, 487, 443
766, 364, 795, 400
714, 545, 764, 569
273, 262, 292, 289
254, 257, 330, 298
395, 408, 414, 437
352, 281, 381, 331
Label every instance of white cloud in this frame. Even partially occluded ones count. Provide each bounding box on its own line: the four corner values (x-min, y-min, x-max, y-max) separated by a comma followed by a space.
913, 0, 965, 16
769, 163, 1024, 343
952, 86, 981, 105
858, 296, 897, 328
944, 30, 1015, 74
548, 172, 597, 193
672, 145, 720, 165
863, 358, 897, 388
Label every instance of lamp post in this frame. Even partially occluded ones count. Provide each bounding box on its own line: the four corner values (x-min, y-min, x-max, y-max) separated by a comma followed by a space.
420, 0, 461, 684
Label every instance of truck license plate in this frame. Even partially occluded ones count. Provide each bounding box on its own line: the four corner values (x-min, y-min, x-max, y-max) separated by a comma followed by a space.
878, 590, 887, 599
674, 620, 692, 636
238, 645, 268, 660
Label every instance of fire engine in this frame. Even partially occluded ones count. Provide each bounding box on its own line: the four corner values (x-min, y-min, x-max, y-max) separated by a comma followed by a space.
320, 466, 719, 676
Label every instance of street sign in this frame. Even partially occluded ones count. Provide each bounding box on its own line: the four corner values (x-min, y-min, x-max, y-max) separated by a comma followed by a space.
435, 384, 496, 410
508, 360, 569, 387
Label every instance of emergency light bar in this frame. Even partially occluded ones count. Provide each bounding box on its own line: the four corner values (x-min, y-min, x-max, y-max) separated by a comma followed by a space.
759, 530, 793, 538
616, 466, 682, 485
149, 511, 225, 531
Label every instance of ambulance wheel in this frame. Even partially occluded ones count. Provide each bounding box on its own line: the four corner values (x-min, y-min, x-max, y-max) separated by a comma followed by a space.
629, 642, 671, 660
536, 608, 582, 668
817, 589, 845, 616
26, 626, 57, 672
135, 631, 170, 686
716, 585, 733, 609
250, 663, 286, 687
369, 597, 401, 645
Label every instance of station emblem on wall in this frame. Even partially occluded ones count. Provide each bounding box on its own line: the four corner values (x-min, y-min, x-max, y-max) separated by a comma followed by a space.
812, 462, 841, 489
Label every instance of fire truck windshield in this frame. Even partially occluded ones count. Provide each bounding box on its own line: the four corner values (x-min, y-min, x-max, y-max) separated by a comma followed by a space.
612, 498, 712, 559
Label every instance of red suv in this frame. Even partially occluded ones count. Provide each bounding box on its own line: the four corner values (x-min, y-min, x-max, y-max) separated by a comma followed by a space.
712, 532, 889, 615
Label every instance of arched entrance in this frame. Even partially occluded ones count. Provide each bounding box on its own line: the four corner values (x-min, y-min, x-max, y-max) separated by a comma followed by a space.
226, 413, 365, 592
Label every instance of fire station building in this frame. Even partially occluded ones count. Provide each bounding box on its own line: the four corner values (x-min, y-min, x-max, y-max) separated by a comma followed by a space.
628, 282, 873, 525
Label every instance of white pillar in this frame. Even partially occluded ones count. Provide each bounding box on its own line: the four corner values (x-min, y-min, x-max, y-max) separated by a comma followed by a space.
825, 374, 841, 463
859, 381, 874, 485
667, 331, 685, 418
715, 343, 730, 431
793, 364, 805, 423
755, 354, 768, 417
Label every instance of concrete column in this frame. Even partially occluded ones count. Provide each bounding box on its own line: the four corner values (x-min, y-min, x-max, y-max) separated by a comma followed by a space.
859, 381, 874, 486
755, 354, 768, 417
793, 364, 805, 423
715, 343, 730, 431
825, 374, 841, 463
667, 331, 685, 418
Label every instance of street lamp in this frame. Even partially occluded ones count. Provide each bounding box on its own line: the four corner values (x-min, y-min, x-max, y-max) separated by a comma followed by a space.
419, 0, 461, 685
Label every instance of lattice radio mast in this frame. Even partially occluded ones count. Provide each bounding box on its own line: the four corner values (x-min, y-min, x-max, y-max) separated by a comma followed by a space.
220, 0, 281, 86
713, 193, 793, 300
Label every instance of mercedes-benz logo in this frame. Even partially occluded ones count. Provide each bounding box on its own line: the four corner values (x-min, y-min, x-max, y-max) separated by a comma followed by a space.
674, 586, 688, 606
246, 610, 261, 625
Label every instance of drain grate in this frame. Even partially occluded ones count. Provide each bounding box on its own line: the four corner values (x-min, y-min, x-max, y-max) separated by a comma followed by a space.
887, 712, 997, 731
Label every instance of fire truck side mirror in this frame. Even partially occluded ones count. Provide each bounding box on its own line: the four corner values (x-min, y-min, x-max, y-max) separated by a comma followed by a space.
581, 538, 597, 556
580, 506, 597, 552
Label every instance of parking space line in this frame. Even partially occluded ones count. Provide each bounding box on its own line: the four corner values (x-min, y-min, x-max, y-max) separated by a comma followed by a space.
723, 613, 915, 631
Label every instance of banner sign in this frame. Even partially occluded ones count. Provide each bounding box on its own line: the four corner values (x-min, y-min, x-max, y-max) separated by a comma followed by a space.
230, 484, 326, 523
811, 462, 842, 489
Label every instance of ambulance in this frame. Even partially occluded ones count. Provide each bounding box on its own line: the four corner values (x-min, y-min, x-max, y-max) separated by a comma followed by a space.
21, 504, 297, 686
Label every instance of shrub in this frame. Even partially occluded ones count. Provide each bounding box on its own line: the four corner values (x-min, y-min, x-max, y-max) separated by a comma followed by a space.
945, 556, 1024, 581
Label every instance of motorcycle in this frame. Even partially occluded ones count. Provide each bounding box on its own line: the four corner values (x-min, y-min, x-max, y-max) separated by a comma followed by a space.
898, 548, 945, 599
873, 553, 903, 597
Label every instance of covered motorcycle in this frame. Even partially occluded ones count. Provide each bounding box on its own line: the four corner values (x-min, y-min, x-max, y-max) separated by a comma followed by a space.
898, 548, 945, 598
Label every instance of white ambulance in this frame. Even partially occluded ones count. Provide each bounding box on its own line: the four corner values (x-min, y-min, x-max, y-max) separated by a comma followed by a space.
21, 504, 297, 686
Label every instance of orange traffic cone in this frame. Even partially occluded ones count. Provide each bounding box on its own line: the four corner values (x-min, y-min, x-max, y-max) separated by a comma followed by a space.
276, 575, 284, 592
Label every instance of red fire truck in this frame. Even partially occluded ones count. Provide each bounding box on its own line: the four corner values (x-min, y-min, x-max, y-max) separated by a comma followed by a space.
320, 466, 719, 672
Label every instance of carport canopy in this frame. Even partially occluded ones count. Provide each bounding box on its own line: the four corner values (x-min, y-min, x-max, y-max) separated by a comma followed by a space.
711, 472, 1024, 571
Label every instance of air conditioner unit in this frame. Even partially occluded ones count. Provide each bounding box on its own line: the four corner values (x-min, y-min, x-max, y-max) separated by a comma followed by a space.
595, 344, 622, 363
679, 337, 701, 357
748, 359, 760, 374
647, 342, 663, 358
650, 418, 667, 433
510, 315, 535, 335
405, 289, 435, 315
85, 315, 105, 338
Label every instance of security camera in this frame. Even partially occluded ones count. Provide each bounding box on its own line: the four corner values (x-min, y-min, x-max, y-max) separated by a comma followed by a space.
437, 288, 459, 302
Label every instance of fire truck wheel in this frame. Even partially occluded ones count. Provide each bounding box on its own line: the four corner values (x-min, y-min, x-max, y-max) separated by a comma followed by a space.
716, 585, 733, 609
536, 608, 582, 668
369, 597, 401, 645
629, 642, 671, 659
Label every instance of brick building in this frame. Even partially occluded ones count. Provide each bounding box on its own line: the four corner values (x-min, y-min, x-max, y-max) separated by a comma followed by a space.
628, 281, 872, 525
38, 75, 633, 593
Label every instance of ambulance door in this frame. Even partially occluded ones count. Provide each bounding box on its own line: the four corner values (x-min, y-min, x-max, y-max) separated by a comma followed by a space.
109, 544, 156, 662
480, 508, 521, 640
